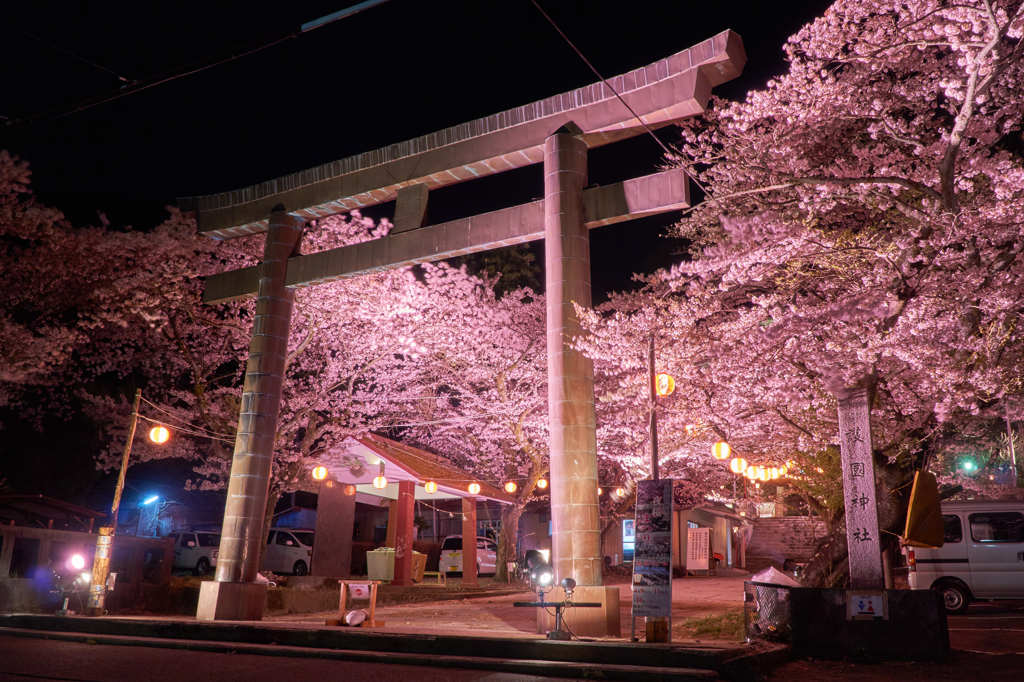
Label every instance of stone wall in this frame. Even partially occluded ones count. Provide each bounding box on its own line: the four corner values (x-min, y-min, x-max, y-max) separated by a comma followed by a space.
747, 516, 827, 571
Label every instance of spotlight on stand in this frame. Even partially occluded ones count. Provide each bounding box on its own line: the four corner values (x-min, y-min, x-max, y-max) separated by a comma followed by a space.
532, 567, 553, 597
545, 576, 579, 641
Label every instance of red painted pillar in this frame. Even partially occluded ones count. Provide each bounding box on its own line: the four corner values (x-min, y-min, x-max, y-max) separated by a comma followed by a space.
461, 498, 478, 587
392, 480, 416, 586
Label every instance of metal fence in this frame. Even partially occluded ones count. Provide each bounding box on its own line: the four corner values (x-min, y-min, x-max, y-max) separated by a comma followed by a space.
743, 580, 793, 643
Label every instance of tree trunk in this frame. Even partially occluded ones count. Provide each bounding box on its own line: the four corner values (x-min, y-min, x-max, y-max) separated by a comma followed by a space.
255, 488, 280, 576
495, 503, 523, 582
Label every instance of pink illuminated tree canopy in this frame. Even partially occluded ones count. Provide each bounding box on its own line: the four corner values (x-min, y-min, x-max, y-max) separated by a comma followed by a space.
577, 0, 1024, 584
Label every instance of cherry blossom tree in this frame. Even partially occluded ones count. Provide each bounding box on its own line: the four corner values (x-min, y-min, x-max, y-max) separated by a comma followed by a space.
578, 0, 1024, 586
365, 264, 551, 575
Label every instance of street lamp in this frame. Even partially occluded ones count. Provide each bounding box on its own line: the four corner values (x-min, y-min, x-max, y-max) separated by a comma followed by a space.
87, 389, 168, 615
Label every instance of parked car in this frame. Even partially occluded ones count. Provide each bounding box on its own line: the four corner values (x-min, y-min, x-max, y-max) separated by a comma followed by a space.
439, 535, 497, 575
904, 500, 1024, 614
262, 528, 315, 575
169, 530, 220, 575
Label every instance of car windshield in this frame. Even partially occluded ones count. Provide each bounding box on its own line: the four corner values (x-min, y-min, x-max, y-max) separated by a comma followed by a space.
441, 537, 462, 551
293, 532, 314, 547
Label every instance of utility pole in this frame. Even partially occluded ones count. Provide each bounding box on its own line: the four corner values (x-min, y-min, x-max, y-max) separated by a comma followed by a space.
87, 388, 141, 615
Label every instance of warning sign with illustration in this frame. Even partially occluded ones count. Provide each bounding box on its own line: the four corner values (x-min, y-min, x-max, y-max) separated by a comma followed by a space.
631, 478, 674, 618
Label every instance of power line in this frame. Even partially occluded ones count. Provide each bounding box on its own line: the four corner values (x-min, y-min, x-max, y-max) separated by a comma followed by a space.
529, 0, 675, 160
6, 1, 391, 127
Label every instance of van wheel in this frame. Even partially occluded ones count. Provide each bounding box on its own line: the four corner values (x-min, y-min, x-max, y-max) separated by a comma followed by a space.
293, 561, 308, 576
195, 557, 210, 576
935, 580, 970, 615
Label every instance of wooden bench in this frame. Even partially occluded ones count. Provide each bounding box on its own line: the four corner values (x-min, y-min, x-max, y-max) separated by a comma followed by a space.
421, 570, 446, 585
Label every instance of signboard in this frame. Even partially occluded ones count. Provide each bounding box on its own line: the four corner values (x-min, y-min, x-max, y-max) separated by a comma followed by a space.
836, 386, 884, 590
846, 591, 889, 620
631, 479, 673, 618
686, 527, 710, 570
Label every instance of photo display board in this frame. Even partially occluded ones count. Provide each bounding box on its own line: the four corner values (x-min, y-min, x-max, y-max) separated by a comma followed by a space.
631, 478, 673, 618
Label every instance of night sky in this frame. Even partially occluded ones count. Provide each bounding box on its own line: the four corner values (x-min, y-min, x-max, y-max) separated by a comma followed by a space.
3, 0, 830, 293
1, 1, 830, 504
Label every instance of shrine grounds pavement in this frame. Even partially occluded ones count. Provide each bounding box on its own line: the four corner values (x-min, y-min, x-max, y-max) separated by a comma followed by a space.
1, 573, 1022, 680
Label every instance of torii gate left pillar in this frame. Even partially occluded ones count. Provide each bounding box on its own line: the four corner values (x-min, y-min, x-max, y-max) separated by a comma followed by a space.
197, 209, 303, 621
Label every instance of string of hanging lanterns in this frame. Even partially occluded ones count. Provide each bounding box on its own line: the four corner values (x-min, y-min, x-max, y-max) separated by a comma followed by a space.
307, 466, 630, 500
710, 440, 793, 482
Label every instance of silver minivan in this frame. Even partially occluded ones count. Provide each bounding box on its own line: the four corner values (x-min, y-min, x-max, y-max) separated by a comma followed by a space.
905, 500, 1024, 614
169, 530, 220, 575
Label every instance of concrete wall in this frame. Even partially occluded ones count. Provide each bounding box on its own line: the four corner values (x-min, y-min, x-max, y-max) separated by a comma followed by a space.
747, 516, 827, 569
0, 526, 172, 613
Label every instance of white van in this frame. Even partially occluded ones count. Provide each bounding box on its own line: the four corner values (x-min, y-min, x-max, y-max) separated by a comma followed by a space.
168, 531, 219, 575
439, 535, 498, 575
905, 500, 1024, 614
262, 528, 315, 575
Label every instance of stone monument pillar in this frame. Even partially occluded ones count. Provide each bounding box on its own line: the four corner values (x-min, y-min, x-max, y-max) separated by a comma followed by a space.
197, 209, 303, 621
544, 124, 602, 587
836, 384, 884, 590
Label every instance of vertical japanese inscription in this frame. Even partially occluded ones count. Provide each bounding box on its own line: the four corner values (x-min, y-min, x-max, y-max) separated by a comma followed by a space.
836, 386, 884, 589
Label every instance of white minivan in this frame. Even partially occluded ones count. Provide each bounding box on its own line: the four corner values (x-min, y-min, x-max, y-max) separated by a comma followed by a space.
262, 528, 315, 576
439, 535, 498, 575
905, 500, 1024, 614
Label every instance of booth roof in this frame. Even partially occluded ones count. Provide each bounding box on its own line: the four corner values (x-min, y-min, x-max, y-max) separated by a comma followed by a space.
356, 433, 515, 505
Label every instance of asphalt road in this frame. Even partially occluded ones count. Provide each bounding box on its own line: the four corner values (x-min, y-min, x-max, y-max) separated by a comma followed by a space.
948, 600, 1024, 655
0, 634, 577, 682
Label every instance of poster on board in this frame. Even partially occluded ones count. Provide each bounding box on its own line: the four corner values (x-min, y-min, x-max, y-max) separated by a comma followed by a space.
686, 527, 710, 571
631, 478, 673, 618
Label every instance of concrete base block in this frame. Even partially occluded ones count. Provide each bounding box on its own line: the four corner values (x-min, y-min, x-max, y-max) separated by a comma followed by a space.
536, 585, 621, 638
196, 581, 267, 621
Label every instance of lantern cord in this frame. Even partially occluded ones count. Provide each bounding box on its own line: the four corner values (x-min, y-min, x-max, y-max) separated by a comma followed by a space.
138, 396, 236, 439
136, 413, 235, 444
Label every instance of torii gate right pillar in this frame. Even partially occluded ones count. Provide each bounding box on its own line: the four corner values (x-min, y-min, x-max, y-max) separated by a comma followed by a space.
541, 126, 620, 637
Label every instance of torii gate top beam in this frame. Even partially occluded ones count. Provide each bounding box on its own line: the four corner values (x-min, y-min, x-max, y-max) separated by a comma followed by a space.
178, 30, 745, 239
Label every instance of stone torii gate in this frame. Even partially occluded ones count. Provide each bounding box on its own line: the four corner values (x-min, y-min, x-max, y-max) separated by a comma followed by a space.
187, 30, 745, 629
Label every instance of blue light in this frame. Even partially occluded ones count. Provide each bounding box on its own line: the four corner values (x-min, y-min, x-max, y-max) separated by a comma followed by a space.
141, 495, 159, 505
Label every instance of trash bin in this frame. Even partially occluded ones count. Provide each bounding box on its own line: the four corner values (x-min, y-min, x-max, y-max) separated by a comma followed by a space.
366, 548, 395, 581
411, 551, 427, 582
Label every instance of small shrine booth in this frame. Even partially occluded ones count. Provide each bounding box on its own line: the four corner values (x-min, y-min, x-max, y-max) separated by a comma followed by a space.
311, 433, 513, 586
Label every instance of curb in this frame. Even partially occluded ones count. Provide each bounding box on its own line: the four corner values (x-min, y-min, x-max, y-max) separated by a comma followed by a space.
0, 626, 719, 681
